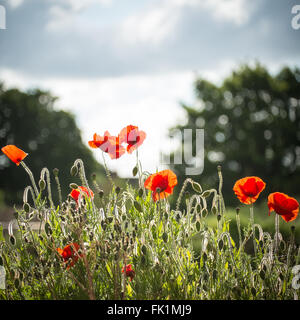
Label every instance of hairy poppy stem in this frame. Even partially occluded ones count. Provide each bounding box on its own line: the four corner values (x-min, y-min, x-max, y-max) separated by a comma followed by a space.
20, 161, 39, 198
250, 204, 257, 256
236, 208, 242, 251
274, 214, 279, 255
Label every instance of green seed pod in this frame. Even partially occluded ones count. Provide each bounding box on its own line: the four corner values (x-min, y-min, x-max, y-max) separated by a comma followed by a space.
196, 221, 201, 232
70, 165, 78, 177
134, 200, 143, 212
39, 179, 46, 191
132, 166, 138, 177
53, 168, 59, 177
162, 232, 168, 243
138, 188, 144, 197
192, 181, 202, 193
69, 183, 78, 190
9, 235, 16, 246
23, 203, 30, 213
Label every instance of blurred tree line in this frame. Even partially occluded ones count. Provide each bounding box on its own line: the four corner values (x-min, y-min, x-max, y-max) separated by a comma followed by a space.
0, 83, 106, 207
170, 63, 300, 207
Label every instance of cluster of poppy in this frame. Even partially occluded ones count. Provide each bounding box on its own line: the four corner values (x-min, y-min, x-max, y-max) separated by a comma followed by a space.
88, 125, 146, 159
233, 176, 299, 222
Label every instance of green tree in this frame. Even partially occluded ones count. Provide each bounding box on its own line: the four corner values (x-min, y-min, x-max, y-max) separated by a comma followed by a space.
170, 63, 300, 206
0, 83, 106, 206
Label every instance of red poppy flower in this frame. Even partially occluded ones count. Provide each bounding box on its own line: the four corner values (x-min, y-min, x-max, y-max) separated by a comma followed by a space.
88, 132, 110, 149
268, 192, 299, 222
70, 186, 94, 202
233, 176, 266, 205
89, 131, 125, 159
57, 243, 82, 269
119, 125, 146, 154
122, 264, 135, 281
1, 145, 28, 166
144, 169, 178, 202
101, 135, 126, 159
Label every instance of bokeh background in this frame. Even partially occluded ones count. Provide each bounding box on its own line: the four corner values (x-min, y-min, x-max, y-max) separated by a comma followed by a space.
0, 0, 300, 240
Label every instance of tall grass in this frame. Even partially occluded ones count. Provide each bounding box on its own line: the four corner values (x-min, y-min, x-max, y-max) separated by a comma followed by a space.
0, 159, 299, 300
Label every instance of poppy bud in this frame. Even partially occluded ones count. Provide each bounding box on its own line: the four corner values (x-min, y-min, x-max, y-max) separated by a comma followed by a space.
132, 166, 138, 177
23, 203, 30, 213
53, 168, 59, 177
212, 206, 218, 215
9, 235, 16, 246
39, 179, 46, 191
192, 181, 202, 193
202, 190, 211, 198
69, 183, 78, 190
70, 165, 78, 177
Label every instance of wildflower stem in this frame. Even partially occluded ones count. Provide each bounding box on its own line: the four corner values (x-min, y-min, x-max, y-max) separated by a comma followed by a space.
236, 208, 242, 251
20, 161, 39, 197
250, 203, 256, 255
274, 214, 279, 255
54, 175, 63, 208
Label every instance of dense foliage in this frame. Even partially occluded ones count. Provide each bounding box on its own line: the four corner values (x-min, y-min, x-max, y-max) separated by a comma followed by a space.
170, 64, 300, 206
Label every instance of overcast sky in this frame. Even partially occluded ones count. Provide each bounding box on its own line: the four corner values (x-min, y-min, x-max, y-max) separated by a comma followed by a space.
0, 0, 299, 177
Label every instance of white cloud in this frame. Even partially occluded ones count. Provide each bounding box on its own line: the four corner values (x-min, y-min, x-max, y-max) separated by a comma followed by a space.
119, 0, 254, 46
8, 0, 24, 9
47, 0, 113, 31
